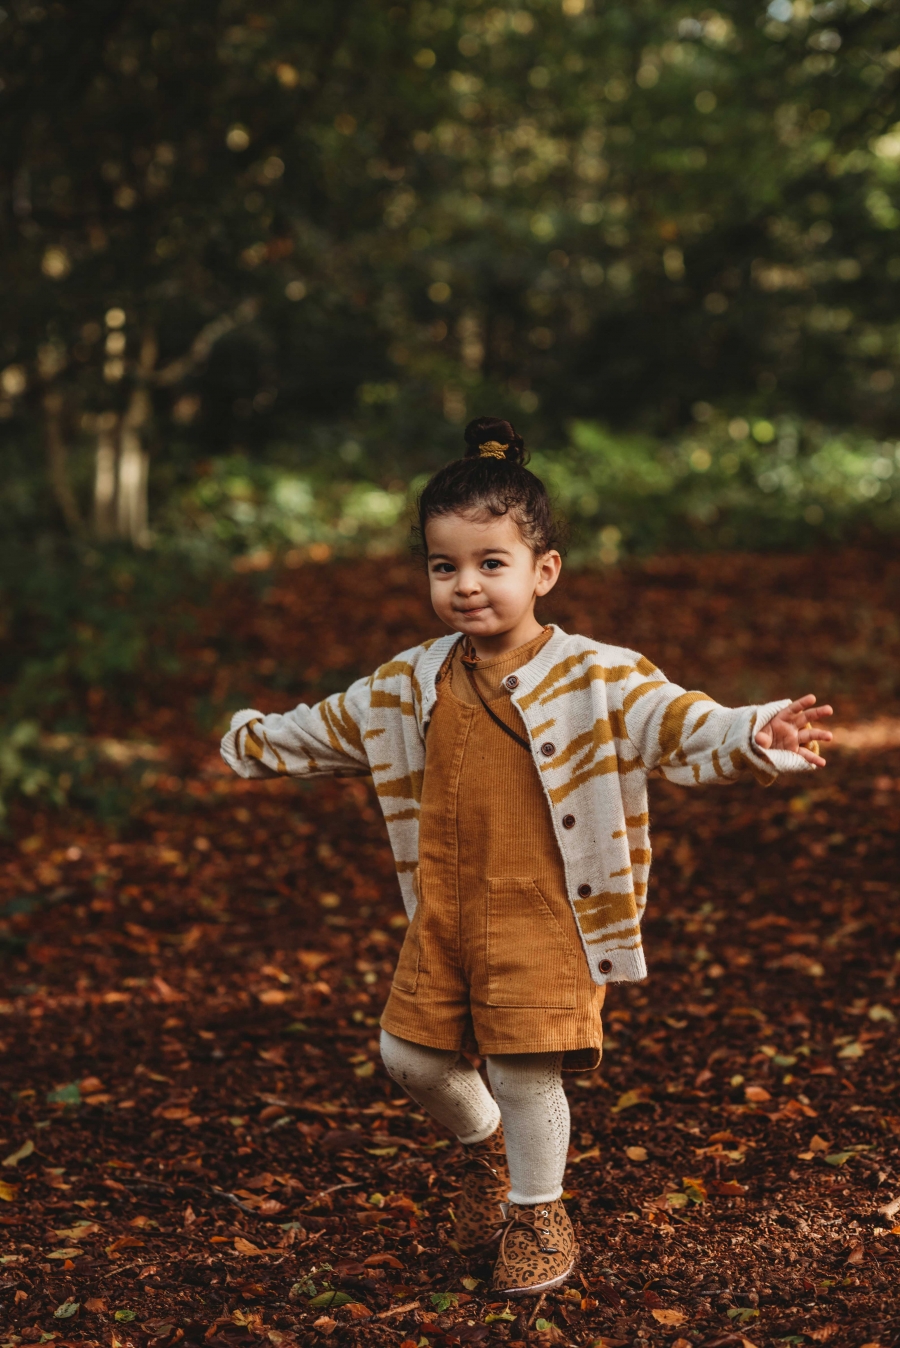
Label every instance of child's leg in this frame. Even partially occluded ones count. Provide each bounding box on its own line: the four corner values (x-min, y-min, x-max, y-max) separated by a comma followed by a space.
380, 1030, 500, 1144
485, 1052, 569, 1206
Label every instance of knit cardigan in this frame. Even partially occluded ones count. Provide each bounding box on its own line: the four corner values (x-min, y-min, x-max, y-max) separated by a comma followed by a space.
220, 626, 814, 986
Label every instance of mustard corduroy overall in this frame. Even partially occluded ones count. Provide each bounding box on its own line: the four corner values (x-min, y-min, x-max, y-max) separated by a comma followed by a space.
381, 626, 605, 1070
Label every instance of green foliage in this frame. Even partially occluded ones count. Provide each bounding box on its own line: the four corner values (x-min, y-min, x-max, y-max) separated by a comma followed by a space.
2, 0, 900, 503
0, 722, 64, 821
540, 416, 900, 561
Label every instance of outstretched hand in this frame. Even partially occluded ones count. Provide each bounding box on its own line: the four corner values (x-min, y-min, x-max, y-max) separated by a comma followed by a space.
754, 694, 833, 767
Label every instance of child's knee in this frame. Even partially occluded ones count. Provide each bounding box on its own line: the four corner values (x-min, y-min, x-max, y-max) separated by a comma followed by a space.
486, 1052, 563, 1105
379, 1030, 458, 1091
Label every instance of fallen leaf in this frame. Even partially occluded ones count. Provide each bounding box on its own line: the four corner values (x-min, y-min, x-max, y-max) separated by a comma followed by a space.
115, 1310, 137, 1322
2, 1140, 34, 1168
343, 1304, 371, 1319
297, 951, 331, 972
311, 1318, 336, 1336
53, 1301, 79, 1319
46, 1082, 81, 1106
309, 1292, 354, 1309
106, 1237, 145, 1258
85, 1299, 108, 1313
744, 1085, 771, 1103
363, 1253, 403, 1268
626, 1145, 648, 1162
0, 1181, 19, 1202
652, 1310, 686, 1326
809, 1134, 830, 1152
54, 1222, 100, 1240
233, 1238, 262, 1255
825, 1151, 855, 1167
682, 1175, 707, 1203
611, 1088, 652, 1113
429, 1292, 459, 1312
47, 1248, 83, 1260
846, 1244, 864, 1264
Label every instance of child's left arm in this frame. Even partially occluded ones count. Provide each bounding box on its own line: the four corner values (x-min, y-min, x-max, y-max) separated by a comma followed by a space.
623, 662, 833, 785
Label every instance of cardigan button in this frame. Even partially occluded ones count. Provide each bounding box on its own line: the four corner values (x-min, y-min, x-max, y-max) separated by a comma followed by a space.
505, 675, 519, 690
599, 959, 613, 974
577, 883, 591, 898
562, 814, 576, 829
540, 742, 555, 757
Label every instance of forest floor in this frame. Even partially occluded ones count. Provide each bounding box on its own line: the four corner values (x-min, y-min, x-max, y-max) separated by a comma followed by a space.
1, 550, 900, 1348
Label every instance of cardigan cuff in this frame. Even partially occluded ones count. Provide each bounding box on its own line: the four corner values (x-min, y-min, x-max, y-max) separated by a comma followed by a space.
220, 709, 270, 778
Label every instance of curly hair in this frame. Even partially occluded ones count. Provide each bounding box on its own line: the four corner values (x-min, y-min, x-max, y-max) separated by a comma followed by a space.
414, 416, 563, 556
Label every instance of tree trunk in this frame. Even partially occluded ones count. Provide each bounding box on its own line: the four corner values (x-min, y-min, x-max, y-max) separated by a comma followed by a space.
43, 389, 83, 534
117, 390, 150, 546
115, 330, 158, 547
93, 410, 118, 538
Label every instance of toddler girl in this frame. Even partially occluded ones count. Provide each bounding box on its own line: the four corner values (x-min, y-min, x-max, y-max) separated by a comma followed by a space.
221, 416, 832, 1296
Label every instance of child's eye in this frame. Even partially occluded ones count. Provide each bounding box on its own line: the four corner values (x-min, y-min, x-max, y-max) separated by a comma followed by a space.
482, 559, 504, 571
432, 562, 455, 574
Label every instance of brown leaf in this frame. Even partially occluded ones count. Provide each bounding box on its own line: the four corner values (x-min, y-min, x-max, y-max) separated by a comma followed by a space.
652, 1310, 686, 1326
363, 1253, 403, 1268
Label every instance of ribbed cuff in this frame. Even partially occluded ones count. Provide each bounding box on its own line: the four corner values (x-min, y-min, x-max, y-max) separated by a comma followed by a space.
507, 1186, 564, 1206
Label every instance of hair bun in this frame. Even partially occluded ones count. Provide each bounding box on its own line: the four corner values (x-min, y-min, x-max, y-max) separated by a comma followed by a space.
463, 415, 526, 465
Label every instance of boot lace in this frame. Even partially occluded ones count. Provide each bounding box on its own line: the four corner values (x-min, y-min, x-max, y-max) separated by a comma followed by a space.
498, 1204, 559, 1272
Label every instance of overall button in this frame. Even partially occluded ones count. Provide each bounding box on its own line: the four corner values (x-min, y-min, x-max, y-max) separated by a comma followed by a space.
599, 958, 613, 974
577, 883, 591, 898
540, 741, 555, 757
562, 814, 576, 829
505, 675, 519, 690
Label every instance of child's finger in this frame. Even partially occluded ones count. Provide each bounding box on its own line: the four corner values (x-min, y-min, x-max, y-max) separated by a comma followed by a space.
786, 694, 818, 714
798, 746, 827, 767
806, 704, 833, 721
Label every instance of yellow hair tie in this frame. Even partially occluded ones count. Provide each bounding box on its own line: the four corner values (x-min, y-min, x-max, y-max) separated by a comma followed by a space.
478, 441, 508, 459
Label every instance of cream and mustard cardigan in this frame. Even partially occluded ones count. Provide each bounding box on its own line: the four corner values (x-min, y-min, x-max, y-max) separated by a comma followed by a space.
220, 626, 813, 986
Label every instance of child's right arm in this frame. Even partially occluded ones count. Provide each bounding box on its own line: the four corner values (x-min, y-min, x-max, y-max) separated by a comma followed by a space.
220, 675, 372, 780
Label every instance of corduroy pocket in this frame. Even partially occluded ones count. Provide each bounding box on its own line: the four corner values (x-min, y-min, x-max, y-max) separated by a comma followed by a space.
485, 878, 578, 1008
391, 867, 421, 994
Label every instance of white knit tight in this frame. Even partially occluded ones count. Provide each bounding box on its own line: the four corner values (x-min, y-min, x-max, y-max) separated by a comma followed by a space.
380, 1031, 570, 1205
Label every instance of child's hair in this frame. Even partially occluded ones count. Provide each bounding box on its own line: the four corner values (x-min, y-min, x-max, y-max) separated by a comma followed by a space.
415, 415, 563, 556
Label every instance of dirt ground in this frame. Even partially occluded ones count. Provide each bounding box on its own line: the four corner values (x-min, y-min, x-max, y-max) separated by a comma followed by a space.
2, 551, 900, 1348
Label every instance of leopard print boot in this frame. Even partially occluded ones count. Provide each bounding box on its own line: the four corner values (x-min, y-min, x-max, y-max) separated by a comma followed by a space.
492, 1197, 577, 1296
454, 1122, 510, 1254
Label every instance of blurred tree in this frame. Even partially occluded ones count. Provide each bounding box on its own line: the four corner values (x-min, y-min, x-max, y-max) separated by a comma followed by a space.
0, 0, 899, 540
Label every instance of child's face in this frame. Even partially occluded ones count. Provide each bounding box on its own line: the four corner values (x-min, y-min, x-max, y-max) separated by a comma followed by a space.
425, 510, 561, 643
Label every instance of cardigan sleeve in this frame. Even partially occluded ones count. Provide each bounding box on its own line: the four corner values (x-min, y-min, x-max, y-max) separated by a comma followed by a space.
220, 674, 372, 780
621, 660, 814, 785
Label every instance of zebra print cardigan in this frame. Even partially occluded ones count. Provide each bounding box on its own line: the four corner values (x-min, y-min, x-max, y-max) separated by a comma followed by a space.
220, 626, 813, 986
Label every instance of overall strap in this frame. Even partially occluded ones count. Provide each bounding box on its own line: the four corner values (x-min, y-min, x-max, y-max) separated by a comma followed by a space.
460, 648, 531, 753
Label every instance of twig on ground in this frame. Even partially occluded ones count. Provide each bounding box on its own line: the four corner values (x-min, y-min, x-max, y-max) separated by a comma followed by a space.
527, 1292, 546, 1327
